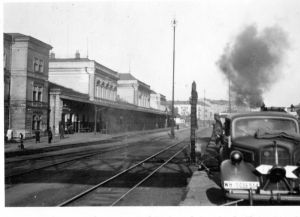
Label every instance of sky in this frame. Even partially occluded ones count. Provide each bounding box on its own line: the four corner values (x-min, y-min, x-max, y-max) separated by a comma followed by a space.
3, 0, 300, 107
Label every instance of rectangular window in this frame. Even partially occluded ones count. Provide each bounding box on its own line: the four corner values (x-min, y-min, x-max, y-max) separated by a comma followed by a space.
38, 91, 42, 102
39, 60, 44, 72
34, 58, 39, 72
33, 91, 37, 101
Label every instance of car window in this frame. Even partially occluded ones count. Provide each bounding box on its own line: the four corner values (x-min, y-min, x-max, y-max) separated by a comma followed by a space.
233, 118, 298, 138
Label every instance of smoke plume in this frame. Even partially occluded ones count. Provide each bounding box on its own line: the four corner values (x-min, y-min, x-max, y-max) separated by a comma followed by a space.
217, 25, 289, 108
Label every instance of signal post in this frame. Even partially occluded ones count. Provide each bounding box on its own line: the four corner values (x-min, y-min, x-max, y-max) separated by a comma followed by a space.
190, 81, 198, 163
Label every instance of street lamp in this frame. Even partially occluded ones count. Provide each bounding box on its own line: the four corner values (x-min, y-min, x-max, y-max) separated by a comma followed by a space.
171, 18, 177, 138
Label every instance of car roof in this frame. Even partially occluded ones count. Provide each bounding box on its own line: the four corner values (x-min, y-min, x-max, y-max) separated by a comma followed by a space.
226, 111, 298, 120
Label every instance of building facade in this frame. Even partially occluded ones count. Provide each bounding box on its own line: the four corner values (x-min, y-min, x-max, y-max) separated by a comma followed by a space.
117, 73, 151, 108
150, 91, 167, 112
49, 55, 168, 135
49, 51, 119, 102
4, 34, 12, 135
4, 33, 52, 138
173, 99, 250, 126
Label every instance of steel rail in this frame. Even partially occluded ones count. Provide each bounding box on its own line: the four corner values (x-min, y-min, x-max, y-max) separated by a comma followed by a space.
111, 145, 188, 206
57, 140, 186, 207
6, 133, 170, 164
6, 149, 101, 164
6, 135, 174, 179
221, 199, 244, 206
5, 152, 102, 179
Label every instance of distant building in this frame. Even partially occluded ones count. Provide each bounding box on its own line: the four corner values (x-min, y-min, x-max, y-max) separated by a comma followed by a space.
171, 99, 249, 124
4, 33, 52, 138
150, 91, 167, 111
117, 73, 151, 108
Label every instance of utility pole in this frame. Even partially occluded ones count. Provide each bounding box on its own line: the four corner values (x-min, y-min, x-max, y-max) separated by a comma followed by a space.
171, 18, 177, 138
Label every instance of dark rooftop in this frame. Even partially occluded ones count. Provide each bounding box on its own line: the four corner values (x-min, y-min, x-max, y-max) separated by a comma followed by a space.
119, 73, 150, 89
5, 33, 52, 49
49, 82, 89, 100
119, 73, 138, 80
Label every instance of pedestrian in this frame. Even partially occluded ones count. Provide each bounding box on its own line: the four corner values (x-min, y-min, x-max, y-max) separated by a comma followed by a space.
35, 130, 40, 143
19, 133, 24, 150
59, 124, 64, 139
209, 113, 223, 147
7, 129, 13, 142
48, 129, 53, 144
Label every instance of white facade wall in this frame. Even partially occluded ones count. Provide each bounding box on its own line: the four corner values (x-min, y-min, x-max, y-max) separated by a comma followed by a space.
49, 60, 118, 102
174, 100, 230, 121
117, 83, 135, 104
150, 94, 159, 109
49, 61, 92, 94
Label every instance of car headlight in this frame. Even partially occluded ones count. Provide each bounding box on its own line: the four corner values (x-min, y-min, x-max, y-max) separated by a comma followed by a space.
230, 150, 243, 165
263, 150, 271, 157
269, 166, 286, 182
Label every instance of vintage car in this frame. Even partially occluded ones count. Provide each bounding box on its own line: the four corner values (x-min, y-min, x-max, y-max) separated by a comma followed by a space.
219, 110, 300, 204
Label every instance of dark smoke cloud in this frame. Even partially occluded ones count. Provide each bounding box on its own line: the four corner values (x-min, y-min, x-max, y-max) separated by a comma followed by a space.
217, 25, 289, 108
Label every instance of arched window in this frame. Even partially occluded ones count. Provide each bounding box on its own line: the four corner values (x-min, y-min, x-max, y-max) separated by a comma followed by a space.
96, 80, 101, 98
32, 115, 42, 130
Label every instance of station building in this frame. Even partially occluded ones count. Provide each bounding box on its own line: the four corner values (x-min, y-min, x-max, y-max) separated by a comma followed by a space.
117, 73, 151, 108
3, 33, 169, 139
3, 33, 52, 138
4, 34, 12, 135
49, 53, 168, 135
150, 91, 167, 112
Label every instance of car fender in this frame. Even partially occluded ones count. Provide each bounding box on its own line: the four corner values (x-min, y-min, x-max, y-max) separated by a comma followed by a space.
220, 159, 259, 187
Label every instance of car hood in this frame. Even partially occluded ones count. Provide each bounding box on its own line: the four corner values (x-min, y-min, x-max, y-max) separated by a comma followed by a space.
233, 135, 299, 152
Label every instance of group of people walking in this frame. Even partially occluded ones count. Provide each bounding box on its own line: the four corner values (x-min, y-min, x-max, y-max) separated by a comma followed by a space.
18, 128, 54, 150
12, 123, 67, 151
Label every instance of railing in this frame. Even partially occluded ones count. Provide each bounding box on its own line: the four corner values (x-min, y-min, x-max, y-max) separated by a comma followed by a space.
94, 97, 166, 115
27, 101, 48, 108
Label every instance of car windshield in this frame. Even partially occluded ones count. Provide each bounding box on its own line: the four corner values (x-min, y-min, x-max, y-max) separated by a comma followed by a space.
233, 118, 298, 138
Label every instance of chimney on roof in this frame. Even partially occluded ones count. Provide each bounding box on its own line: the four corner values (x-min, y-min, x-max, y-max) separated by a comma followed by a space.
49, 52, 55, 59
75, 50, 80, 59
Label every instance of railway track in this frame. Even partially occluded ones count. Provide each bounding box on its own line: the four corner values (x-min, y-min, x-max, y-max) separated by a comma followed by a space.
6, 132, 170, 164
5, 133, 178, 179
221, 199, 244, 206
57, 140, 189, 206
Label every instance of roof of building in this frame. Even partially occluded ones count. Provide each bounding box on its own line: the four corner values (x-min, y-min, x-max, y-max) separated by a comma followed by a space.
49, 82, 89, 100
5, 33, 52, 50
4, 33, 12, 42
49, 58, 91, 62
50, 57, 119, 77
119, 73, 138, 80
118, 73, 150, 90
49, 82, 166, 115
168, 100, 209, 106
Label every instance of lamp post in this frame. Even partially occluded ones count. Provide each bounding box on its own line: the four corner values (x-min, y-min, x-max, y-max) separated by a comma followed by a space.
171, 18, 177, 138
